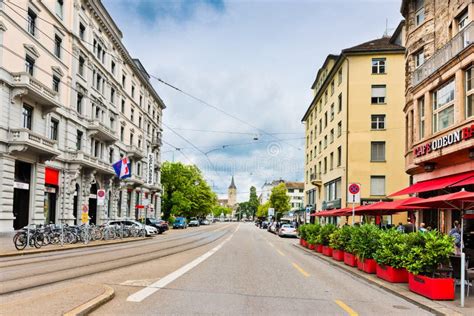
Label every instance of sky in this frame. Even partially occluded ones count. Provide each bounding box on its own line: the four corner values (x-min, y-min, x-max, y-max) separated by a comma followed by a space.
102, 0, 403, 201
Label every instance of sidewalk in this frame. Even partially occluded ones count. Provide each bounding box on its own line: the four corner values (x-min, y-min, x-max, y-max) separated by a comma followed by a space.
0, 232, 147, 257
295, 244, 473, 316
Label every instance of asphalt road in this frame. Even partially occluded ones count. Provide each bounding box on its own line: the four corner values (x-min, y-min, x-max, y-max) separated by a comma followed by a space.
0, 223, 433, 315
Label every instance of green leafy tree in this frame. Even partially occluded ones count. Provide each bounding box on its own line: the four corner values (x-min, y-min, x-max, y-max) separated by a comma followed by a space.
236, 201, 252, 219
212, 205, 231, 218
256, 201, 270, 218
161, 162, 217, 220
269, 183, 290, 220
248, 186, 259, 219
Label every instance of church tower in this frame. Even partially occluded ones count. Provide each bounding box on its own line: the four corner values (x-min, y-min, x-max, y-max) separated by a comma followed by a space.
227, 176, 237, 207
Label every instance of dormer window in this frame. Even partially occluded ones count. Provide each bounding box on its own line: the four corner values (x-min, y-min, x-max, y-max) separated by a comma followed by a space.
415, 0, 425, 26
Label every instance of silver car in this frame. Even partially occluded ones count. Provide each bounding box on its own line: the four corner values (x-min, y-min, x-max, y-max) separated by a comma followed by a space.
278, 224, 297, 237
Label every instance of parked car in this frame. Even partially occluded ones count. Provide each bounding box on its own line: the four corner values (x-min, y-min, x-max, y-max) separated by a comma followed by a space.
278, 224, 297, 237
173, 217, 187, 229
261, 221, 269, 229
156, 220, 169, 231
144, 218, 168, 234
268, 222, 278, 233
200, 219, 210, 225
189, 219, 200, 227
108, 220, 158, 236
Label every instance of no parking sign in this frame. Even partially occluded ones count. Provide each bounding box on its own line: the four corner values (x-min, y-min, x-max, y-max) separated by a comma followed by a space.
348, 183, 361, 203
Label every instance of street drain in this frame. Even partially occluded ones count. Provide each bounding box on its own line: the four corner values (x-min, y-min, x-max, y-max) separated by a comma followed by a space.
392, 305, 410, 310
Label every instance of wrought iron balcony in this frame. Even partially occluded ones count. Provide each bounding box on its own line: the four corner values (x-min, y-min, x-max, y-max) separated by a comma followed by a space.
87, 120, 118, 143
8, 128, 60, 161
67, 151, 115, 175
413, 22, 473, 86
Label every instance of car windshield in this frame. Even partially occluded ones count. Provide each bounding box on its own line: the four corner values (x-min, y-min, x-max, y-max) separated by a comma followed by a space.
282, 224, 294, 228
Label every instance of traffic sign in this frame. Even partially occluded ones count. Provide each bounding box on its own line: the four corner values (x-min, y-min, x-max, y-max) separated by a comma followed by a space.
348, 183, 361, 203
82, 204, 88, 213
268, 208, 275, 217
97, 189, 106, 206
81, 212, 89, 224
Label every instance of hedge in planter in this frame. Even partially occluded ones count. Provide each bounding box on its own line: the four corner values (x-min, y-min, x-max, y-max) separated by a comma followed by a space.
403, 231, 455, 300
350, 224, 380, 274
330, 226, 351, 261
320, 224, 336, 256
306, 224, 321, 249
373, 229, 409, 283
298, 224, 309, 246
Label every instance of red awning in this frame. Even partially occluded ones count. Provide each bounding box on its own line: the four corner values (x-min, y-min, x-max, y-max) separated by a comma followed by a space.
389, 171, 474, 197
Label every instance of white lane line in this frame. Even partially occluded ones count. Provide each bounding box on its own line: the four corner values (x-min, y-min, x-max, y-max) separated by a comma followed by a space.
127, 224, 239, 303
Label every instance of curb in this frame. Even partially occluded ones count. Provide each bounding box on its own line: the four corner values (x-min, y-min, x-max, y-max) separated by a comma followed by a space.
63, 285, 115, 316
0, 237, 149, 258
293, 244, 464, 316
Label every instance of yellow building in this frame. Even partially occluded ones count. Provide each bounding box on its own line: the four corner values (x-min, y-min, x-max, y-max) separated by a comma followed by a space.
301, 28, 410, 225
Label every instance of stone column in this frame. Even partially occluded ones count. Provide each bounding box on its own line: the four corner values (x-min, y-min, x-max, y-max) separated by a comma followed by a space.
455, 69, 466, 123
0, 154, 15, 232
120, 187, 128, 218
130, 189, 137, 220
31, 162, 46, 225
82, 170, 96, 223
62, 167, 81, 225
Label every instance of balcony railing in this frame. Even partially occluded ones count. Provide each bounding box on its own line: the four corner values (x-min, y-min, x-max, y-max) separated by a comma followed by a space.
127, 145, 145, 159
87, 120, 118, 143
67, 151, 115, 175
8, 128, 60, 160
413, 22, 474, 86
310, 172, 322, 186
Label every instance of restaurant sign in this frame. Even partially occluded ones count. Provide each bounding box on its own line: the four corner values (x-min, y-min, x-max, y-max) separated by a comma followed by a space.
414, 125, 474, 157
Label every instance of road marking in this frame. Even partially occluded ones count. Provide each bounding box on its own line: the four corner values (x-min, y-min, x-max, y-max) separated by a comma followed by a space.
292, 262, 310, 277
335, 300, 358, 316
127, 224, 239, 302
267, 241, 275, 248
276, 249, 285, 256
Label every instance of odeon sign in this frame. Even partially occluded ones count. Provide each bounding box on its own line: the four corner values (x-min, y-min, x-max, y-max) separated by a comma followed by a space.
414, 125, 474, 157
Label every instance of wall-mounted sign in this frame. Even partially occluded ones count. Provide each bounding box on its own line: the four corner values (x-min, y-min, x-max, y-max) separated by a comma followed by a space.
147, 153, 155, 185
44, 187, 56, 193
97, 189, 106, 206
414, 125, 474, 157
14, 182, 29, 190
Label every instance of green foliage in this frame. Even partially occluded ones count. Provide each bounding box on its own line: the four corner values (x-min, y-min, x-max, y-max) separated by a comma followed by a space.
320, 224, 336, 246
168, 216, 176, 224
161, 162, 217, 220
248, 186, 259, 218
329, 226, 353, 250
298, 224, 309, 240
269, 183, 290, 216
256, 201, 270, 218
402, 231, 454, 276
373, 229, 409, 269
306, 224, 322, 245
212, 205, 231, 218
350, 224, 381, 260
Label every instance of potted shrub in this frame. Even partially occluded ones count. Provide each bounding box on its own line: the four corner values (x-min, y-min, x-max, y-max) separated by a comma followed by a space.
351, 224, 380, 274
306, 224, 321, 251
373, 229, 409, 283
320, 224, 336, 256
330, 226, 351, 261
403, 231, 455, 300
343, 226, 358, 267
298, 224, 308, 247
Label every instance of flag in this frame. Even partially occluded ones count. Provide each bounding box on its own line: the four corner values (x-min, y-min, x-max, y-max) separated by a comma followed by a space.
113, 157, 131, 179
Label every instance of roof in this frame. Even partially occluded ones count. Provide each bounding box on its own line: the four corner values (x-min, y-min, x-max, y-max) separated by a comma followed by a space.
390, 20, 405, 45
310, 54, 339, 90
229, 176, 236, 189
342, 37, 405, 54
285, 182, 304, 190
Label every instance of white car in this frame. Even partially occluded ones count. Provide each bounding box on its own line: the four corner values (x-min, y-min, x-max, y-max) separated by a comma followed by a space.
108, 220, 158, 236
278, 224, 297, 237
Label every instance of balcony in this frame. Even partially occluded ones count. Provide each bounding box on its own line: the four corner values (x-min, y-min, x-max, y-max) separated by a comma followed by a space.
148, 183, 162, 192
154, 160, 161, 170
127, 145, 145, 159
8, 129, 60, 161
66, 151, 115, 175
310, 173, 322, 186
413, 22, 474, 86
124, 174, 145, 187
10, 72, 60, 116
87, 120, 118, 143
151, 133, 162, 149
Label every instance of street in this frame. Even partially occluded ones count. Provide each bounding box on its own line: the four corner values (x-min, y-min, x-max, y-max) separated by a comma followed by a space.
1, 223, 432, 315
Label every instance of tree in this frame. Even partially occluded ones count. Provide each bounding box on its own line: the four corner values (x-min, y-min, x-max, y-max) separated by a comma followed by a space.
248, 186, 259, 219
256, 201, 270, 218
269, 183, 290, 220
161, 162, 217, 220
236, 201, 252, 219
212, 205, 231, 218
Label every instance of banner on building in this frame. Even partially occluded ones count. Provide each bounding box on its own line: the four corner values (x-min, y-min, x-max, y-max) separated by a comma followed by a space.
146, 153, 154, 185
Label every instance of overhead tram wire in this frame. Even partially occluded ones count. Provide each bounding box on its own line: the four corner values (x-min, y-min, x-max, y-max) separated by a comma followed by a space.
161, 140, 194, 164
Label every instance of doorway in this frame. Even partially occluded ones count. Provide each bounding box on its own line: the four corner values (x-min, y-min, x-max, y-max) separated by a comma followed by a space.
89, 183, 97, 225
44, 186, 57, 224
13, 161, 31, 230
73, 183, 80, 224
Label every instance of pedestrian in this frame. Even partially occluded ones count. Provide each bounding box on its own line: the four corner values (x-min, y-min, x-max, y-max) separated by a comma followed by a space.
449, 221, 462, 255
396, 222, 405, 233
419, 222, 427, 233
404, 219, 415, 233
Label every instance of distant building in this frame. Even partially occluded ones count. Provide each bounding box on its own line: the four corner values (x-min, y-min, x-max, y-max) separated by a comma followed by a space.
228, 176, 237, 207
258, 179, 304, 211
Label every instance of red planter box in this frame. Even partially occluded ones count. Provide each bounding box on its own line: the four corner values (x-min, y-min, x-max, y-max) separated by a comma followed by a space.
332, 249, 344, 261
376, 264, 409, 283
308, 243, 316, 250
357, 258, 377, 274
322, 246, 333, 257
316, 244, 323, 253
299, 238, 304, 246
408, 273, 454, 300
343, 252, 357, 267
302, 240, 308, 248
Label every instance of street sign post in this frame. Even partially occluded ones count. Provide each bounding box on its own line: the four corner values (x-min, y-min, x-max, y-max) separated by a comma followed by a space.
347, 183, 361, 226
268, 208, 275, 218
97, 189, 106, 206
81, 204, 89, 224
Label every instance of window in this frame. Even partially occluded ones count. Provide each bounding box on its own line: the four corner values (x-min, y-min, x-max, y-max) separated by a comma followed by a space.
371, 176, 385, 196
110, 117, 115, 130
338, 68, 342, 85
324, 135, 327, 148
458, 11, 469, 31
324, 178, 341, 201
318, 141, 322, 153
330, 152, 334, 170
310, 150, 312, 160
76, 130, 83, 150
337, 121, 342, 137
372, 58, 386, 74
330, 81, 334, 95
27, 9, 36, 36
22, 105, 33, 129
109, 148, 114, 164
54, 35, 62, 58
78, 56, 85, 76
432, 80, 455, 132
138, 139, 142, 149
25, 55, 35, 76
52, 76, 60, 93
324, 157, 327, 174
77, 93, 83, 114
79, 23, 86, 40
324, 90, 328, 104
324, 112, 328, 128
371, 115, 385, 130
418, 97, 425, 139
131, 85, 135, 98
56, 0, 64, 19
120, 126, 124, 141
138, 116, 142, 128
330, 129, 334, 143
330, 104, 335, 121
121, 99, 125, 113
466, 67, 474, 118
414, 49, 424, 68
415, 0, 425, 26
122, 74, 126, 88
110, 88, 115, 104
130, 108, 134, 122
50, 119, 59, 140
310, 131, 313, 144
371, 85, 386, 104
338, 93, 342, 112
337, 146, 341, 166
96, 73, 102, 91
111, 61, 116, 75
319, 119, 322, 134
130, 133, 134, 146
139, 95, 143, 107
371, 141, 386, 162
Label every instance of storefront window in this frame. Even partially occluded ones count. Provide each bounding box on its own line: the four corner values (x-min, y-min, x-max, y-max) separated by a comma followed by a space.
418, 97, 425, 139
432, 80, 455, 132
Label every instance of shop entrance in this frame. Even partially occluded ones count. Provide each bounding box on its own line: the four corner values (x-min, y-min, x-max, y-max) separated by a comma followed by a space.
13, 161, 31, 230
44, 187, 57, 224
73, 184, 80, 224
89, 183, 97, 225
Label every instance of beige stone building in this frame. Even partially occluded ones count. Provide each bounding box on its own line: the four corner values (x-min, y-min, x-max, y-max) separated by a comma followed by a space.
396, 0, 474, 231
0, 0, 164, 232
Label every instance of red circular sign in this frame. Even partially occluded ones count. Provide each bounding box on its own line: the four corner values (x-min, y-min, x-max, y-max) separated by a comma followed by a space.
97, 190, 105, 198
348, 183, 360, 195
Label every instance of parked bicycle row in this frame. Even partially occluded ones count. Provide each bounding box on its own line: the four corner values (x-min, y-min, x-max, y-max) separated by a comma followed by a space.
12, 218, 170, 251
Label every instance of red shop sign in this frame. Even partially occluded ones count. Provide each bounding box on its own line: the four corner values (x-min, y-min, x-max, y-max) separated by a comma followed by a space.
45, 167, 59, 186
